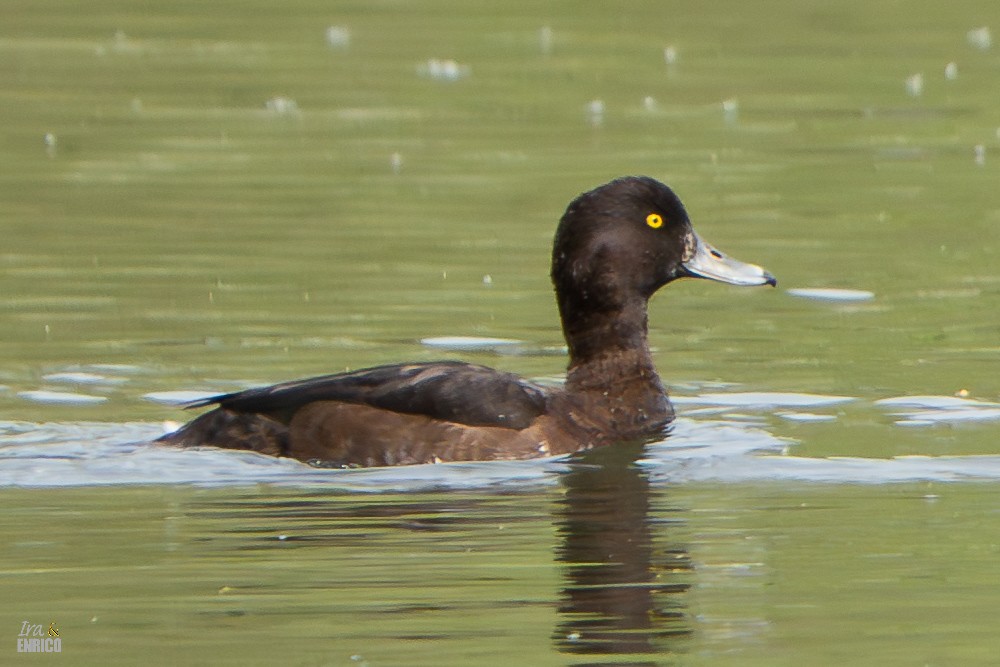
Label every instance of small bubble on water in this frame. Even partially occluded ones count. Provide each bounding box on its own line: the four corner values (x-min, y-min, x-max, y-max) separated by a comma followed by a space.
721, 98, 739, 124
43, 132, 57, 157
325, 25, 350, 49
967, 26, 992, 51
418, 59, 469, 81
539, 26, 553, 55
265, 96, 299, 115
587, 99, 605, 127
974, 144, 986, 166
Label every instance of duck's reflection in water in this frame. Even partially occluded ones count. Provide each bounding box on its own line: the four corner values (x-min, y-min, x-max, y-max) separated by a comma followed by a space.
553, 443, 692, 662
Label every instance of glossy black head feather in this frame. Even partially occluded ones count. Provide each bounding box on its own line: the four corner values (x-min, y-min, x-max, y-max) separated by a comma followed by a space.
552, 177, 695, 300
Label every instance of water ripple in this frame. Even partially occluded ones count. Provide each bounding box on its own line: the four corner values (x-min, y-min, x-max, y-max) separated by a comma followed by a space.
1, 412, 999, 489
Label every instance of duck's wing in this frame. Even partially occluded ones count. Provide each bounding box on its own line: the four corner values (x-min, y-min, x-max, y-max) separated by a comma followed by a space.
187, 361, 550, 429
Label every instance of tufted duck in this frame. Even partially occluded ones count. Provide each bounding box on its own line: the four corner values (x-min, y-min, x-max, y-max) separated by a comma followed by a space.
158, 176, 775, 466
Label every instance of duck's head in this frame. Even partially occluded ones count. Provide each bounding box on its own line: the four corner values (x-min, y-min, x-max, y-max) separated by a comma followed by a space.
551, 176, 775, 358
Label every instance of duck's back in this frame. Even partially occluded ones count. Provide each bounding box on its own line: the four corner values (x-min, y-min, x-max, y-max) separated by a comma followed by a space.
159, 361, 552, 463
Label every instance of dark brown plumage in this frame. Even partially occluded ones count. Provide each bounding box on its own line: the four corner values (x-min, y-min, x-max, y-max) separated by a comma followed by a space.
158, 176, 775, 467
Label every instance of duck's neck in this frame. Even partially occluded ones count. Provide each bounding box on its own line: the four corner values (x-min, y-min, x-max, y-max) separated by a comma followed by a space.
557, 297, 673, 440
561, 297, 663, 395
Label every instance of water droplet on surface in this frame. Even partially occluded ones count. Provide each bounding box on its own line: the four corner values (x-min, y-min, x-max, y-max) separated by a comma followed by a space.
721, 98, 739, 124
586, 99, 605, 127
265, 97, 299, 115
905, 73, 924, 97
539, 26, 553, 55
967, 26, 992, 50
418, 59, 469, 81
325, 25, 350, 49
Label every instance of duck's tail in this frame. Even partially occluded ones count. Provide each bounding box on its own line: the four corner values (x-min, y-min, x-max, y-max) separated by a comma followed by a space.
157, 407, 289, 457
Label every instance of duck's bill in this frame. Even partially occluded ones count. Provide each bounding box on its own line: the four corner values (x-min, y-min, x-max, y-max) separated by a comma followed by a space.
681, 232, 777, 287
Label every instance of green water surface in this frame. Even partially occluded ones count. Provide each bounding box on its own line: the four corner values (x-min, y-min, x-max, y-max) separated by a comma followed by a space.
2, 0, 1000, 664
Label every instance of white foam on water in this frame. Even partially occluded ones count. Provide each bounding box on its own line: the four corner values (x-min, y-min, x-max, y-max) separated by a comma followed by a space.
420, 336, 524, 350
42, 372, 127, 385
673, 392, 856, 409
875, 395, 1000, 409
875, 395, 1000, 425
893, 408, 1000, 424
787, 288, 875, 302
776, 412, 838, 423
17, 390, 108, 405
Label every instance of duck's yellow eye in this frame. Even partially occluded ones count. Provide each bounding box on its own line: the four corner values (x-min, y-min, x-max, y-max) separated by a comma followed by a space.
646, 213, 664, 229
